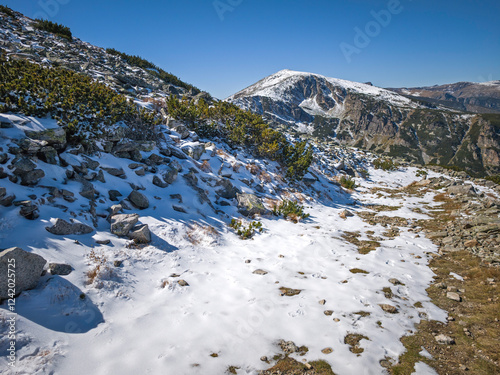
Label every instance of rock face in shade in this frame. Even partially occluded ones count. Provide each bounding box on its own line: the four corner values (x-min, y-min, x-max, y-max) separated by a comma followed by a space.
0, 247, 47, 300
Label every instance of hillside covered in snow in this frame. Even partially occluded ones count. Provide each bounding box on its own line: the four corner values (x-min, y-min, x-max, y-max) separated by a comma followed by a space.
1, 6, 500, 375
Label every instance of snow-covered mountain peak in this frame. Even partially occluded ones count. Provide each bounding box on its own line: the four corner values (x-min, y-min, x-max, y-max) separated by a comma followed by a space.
228, 69, 415, 111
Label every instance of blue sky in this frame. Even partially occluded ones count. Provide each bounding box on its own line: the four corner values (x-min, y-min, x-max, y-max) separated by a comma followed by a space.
4, 0, 500, 98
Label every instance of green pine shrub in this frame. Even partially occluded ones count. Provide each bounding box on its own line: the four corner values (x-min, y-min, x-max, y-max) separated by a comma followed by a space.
373, 157, 399, 171
340, 176, 356, 190
33, 19, 72, 40
229, 219, 263, 239
272, 199, 309, 223
106, 48, 199, 93
0, 58, 161, 143
166, 96, 313, 180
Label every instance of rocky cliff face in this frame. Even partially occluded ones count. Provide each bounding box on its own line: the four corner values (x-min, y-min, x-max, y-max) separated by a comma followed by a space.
228, 70, 500, 176
388, 81, 500, 114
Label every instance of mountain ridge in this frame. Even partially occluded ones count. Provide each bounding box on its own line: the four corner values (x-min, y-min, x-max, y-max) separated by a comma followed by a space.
227, 69, 500, 177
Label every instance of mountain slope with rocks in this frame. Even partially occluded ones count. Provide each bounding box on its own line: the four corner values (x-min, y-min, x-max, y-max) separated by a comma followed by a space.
388, 81, 500, 114
0, 6, 499, 375
227, 70, 500, 177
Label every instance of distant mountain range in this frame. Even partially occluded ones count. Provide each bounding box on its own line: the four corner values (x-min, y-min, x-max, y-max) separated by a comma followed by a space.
388, 81, 500, 114
227, 70, 500, 176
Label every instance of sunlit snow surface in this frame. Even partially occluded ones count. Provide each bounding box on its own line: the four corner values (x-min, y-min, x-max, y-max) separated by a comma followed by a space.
0, 116, 461, 375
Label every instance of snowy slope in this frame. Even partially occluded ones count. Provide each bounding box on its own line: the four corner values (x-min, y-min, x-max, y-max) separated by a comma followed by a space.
0, 112, 457, 374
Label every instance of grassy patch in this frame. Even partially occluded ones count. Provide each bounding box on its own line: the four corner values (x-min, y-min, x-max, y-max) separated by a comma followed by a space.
279, 287, 302, 296
349, 268, 369, 274
341, 231, 380, 255
382, 287, 394, 299
389, 187, 500, 374
344, 333, 369, 354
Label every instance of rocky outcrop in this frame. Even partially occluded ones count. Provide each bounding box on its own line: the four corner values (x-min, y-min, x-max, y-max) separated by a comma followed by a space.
0, 247, 46, 300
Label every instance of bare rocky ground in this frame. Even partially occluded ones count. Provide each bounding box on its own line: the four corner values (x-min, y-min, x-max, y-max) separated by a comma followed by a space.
383, 173, 499, 375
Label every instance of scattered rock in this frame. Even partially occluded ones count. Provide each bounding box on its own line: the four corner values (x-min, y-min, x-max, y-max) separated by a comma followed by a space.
216, 178, 240, 200
108, 190, 122, 201
181, 142, 205, 160
339, 209, 354, 219
435, 334, 455, 345
253, 269, 268, 275
321, 347, 333, 354
128, 224, 151, 244
12, 158, 36, 174
237, 193, 269, 217
46, 219, 93, 235
108, 204, 123, 217
20, 169, 45, 186
152, 175, 168, 188
113, 260, 122, 267
0, 247, 46, 300
0, 194, 16, 207
379, 304, 399, 314
96, 239, 111, 245
134, 167, 146, 176
48, 263, 73, 275
128, 190, 149, 210
19, 202, 39, 220
172, 205, 187, 213
163, 166, 178, 184
110, 214, 139, 236
319, 299, 326, 305
447, 292, 462, 302
178, 279, 189, 287
448, 184, 476, 196
102, 167, 126, 178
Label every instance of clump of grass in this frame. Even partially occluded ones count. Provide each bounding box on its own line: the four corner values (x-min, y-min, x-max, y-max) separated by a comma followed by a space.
309, 360, 336, 374
279, 287, 302, 296
272, 199, 310, 223
340, 176, 356, 190
229, 219, 263, 239
354, 311, 371, 317
86, 249, 112, 285
382, 287, 394, 299
344, 333, 369, 354
349, 268, 369, 274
